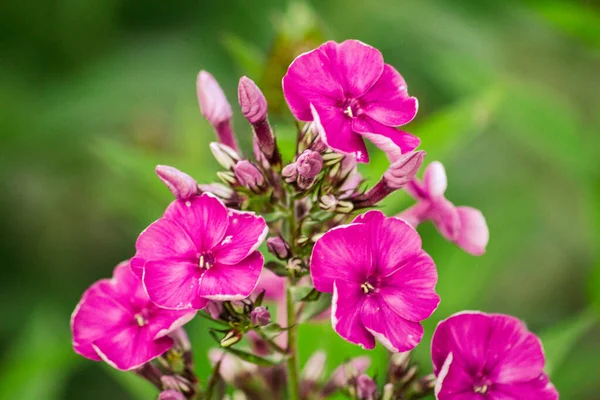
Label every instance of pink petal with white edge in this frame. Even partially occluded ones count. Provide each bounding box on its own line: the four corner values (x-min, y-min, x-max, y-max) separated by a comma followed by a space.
352, 116, 420, 162
455, 206, 489, 256
147, 308, 197, 340
310, 223, 373, 293
311, 104, 369, 163
434, 353, 480, 400
360, 295, 423, 352
135, 218, 197, 264
332, 281, 374, 350
212, 210, 267, 265
361, 64, 418, 127
423, 161, 447, 199
130, 256, 145, 280
92, 325, 173, 371
370, 216, 423, 276
143, 260, 204, 310
492, 374, 558, 400
352, 209, 386, 225
282, 41, 344, 121
163, 194, 228, 252
379, 251, 439, 321
335, 40, 384, 97
198, 251, 263, 300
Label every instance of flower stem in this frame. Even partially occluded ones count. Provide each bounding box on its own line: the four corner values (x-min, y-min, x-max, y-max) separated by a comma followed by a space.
286, 283, 300, 400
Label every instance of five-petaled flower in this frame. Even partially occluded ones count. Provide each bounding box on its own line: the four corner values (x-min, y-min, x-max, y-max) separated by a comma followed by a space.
400, 161, 489, 256
310, 210, 439, 352
431, 311, 558, 400
71, 261, 196, 370
283, 40, 419, 163
132, 193, 267, 310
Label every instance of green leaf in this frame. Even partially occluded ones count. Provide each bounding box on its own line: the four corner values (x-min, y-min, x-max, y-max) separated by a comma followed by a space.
539, 308, 597, 376
290, 285, 314, 302
298, 293, 333, 323
265, 260, 289, 277
301, 288, 322, 302
254, 289, 266, 307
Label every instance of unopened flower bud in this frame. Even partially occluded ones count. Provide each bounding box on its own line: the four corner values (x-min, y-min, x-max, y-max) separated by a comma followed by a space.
267, 236, 291, 260
161, 376, 191, 393
310, 131, 328, 153
238, 76, 267, 124
383, 150, 425, 189
205, 301, 223, 320
197, 71, 238, 150
321, 151, 345, 166
250, 306, 271, 326
282, 162, 298, 183
398, 365, 418, 386
302, 351, 326, 383
381, 383, 394, 400
221, 330, 243, 347
159, 389, 186, 400
217, 171, 237, 185
356, 374, 377, 400
319, 195, 337, 212
287, 258, 303, 275
233, 160, 265, 193
336, 200, 354, 214
412, 374, 436, 396
170, 328, 191, 352
155, 165, 198, 199
210, 142, 241, 170
198, 183, 234, 199
297, 150, 323, 179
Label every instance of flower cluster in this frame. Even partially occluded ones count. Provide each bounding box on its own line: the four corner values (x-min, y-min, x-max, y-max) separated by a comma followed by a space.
71, 39, 557, 400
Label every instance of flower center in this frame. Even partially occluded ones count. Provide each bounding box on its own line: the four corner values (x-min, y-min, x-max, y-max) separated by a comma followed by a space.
134, 309, 150, 327
472, 375, 492, 395
474, 384, 489, 394
199, 252, 215, 269
360, 277, 379, 294
341, 98, 360, 118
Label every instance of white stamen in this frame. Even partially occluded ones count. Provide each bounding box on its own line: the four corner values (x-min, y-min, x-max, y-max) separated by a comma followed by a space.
343, 106, 353, 117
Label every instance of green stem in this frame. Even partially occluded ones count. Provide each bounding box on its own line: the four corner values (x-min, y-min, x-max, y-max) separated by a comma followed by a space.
286, 283, 300, 400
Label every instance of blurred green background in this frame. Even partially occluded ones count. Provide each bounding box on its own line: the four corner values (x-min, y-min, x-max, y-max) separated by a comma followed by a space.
1, 0, 599, 398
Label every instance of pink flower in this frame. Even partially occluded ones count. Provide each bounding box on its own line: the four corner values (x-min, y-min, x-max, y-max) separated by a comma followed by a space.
71, 261, 196, 370
310, 210, 439, 352
431, 311, 558, 400
401, 161, 489, 256
132, 193, 267, 310
282, 40, 419, 163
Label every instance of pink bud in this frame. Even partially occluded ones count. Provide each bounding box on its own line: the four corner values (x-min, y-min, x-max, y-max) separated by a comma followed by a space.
158, 390, 186, 400
383, 151, 425, 189
170, 328, 191, 352
233, 160, 264, 192
238, 76, 268, 124
296, 150, 323, 180
205, 301, 223, 320
281, 162, 298, 183
155, 165, 198, 199
267, 236, 291, 260
356, 374, 377, 400
250, 306, 271, 326
197, 71, 238, 151
302, 351, 326, 383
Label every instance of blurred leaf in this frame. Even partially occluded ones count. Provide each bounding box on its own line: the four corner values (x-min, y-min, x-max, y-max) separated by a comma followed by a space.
290, 285, 314, 302
531, 1, 600, 48
298, 293, 332, 323
223, 346, 284, 367
103, 366, 157, 400
265, 260, 288, 277
222, 34, 265, 78
539, 308, 596, 376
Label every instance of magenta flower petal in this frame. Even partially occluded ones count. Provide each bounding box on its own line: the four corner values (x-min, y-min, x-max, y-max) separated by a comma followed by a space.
423, 161, 448, 198
435, 354, 478, 399
332, 281, 374, 350
353, 116, 420, 161
147, 309, 196, 340
93, 326, 173, 371
361, 64, 418, 127
135, 218, 196, 266
493, 375, 558, 400
211, 210, 267, 265
310, 223, 373, 293
370, 216, 422, 275
311, 104, 369, 163
430, 198, 461, 241
361, 295, 424, 352
198, 251, 263, 300
455, 206, 489, 256
379, 252, 439, 321
352, 209, 386, 225
163, 195, 229, 252
336, 40, 384, 97
282, 41, 344, 121
143, 260, 203, 310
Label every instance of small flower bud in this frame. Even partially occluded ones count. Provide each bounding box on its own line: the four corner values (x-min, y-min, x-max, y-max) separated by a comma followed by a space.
161, 376, 191, 393
233, 160, 265, 193
356, 374, 377, 400
267, 236, 291, 260
383, 150, 425, 189
287, 258, 303, 275
296, 150, 323, 180
221, 330, 243, 347
302, 351, 326, 383
282, 162, 298, 183
238, 76, 267, 124
197, 71, 238, 150
336, 200, 354, 214
159, 389, 186, 400
381, 383, 394, 400
170, 328, 191, 352
210, 142, 241, 170
310, 131, 328, 153
250, 306, 271, 326
319, 195, 337, 212
217, 171, 237, 185
398, 365, 419, 386
321, 151, 345, 166
198, 183, 234, 199
155, 165, 199, 200
205, 301, 223, 320
412, 374, 436, 396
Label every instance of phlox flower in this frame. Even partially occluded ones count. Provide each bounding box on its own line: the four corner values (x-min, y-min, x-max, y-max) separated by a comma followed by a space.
310, 210, 439, 352
283, 40, 419, 163
132, 193, 267, 310
71, 261, 196, 370
432, 311, 558, 400
401, 161, 489, 256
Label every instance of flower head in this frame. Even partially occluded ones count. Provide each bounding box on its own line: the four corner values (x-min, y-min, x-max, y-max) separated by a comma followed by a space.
155, 165, 199, 200
431, 311, 558, 400
310, 210, 439, 352
71, 261, 196, 370
238, 76, 268, 124
401, 161, 489, 255
283, 40, 419, 163
132, 193, 267, 310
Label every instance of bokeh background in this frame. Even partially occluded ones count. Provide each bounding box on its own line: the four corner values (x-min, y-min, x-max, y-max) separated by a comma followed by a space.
1, 0, 599, 398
